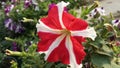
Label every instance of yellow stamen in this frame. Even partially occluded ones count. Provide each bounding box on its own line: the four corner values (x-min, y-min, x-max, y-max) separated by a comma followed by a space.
61, 29, 71, 35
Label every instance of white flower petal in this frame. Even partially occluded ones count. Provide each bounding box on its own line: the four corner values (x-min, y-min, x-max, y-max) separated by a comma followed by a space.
36, 20, 61, 34
32, 0, 38, 5
65, 35, 82, 68
57, 1, 69, 28
10, 4, 14, 10
71, 27, 97, 40
112, 20, 120, 26
39, 34, 66, 60
89, 7, 105, 17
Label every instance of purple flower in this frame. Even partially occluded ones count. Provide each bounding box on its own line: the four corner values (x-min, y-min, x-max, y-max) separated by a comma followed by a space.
12, 24, 17, 30
4, 4, 14, 16
24, 0, 32, 8
89, 7, 105, 18
4, 18, 14, 31
112, 20, 120, 26
4, 18, 24, 33
8, 23, 14, 30
15, 25, 24, 33
12, 42, 18, 51
4, 18, 13, 28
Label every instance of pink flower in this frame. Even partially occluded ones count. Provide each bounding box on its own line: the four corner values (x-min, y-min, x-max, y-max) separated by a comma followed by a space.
116, 41, 120, 46
36, 1, 97, 68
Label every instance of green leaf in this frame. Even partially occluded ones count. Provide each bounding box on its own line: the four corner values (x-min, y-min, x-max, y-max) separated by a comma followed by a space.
101, 45, 113, 56
111, 57, 120, 68
91, 53, 112, 68
88, 36, 105, 49
44, 62, 54, 68
96, 50, 112, 57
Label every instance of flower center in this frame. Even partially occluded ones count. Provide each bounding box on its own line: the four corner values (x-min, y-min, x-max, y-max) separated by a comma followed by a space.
61, 29, 71, 36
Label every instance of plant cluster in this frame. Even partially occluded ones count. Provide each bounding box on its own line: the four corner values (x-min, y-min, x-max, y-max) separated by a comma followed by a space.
0, 0, 120, 68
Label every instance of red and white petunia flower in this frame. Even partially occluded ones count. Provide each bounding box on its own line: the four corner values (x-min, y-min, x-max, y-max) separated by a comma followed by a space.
36, 1, 97, 68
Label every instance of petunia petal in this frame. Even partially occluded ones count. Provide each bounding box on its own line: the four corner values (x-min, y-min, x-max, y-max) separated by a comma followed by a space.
41, 14, 62, 29
71, 36, 86, 64
37, 34, 59, 51
57, 1, 69, 28
37, 32, 60, 41
39, 34, 66, 60
36, 19, 61, 34
62, 12, 88, 30
73, 36, 86, 43
47, 37, 70, 64
71, 27, 97, 40
65, 35, 83, 68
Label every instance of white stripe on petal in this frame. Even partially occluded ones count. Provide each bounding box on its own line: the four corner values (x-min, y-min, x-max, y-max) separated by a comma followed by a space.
36, 20, 61, 34
57, 1, 69, 28
65, 35, 82, 68
71, 27, 97, 40
40, 34, 66, 60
